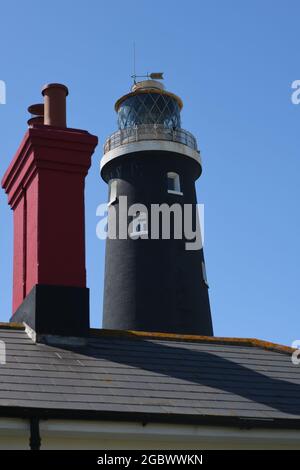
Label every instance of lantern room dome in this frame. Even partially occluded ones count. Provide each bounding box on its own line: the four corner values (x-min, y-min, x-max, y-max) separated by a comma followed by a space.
114, 80, 183, 130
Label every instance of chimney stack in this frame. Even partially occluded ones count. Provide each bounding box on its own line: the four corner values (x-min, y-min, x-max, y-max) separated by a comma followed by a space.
2, 83, 98, 337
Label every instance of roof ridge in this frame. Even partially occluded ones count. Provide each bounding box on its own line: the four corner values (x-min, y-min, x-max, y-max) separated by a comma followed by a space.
0, 322, 25, 330
89, 329, 295, 356
0, 323, 294, 357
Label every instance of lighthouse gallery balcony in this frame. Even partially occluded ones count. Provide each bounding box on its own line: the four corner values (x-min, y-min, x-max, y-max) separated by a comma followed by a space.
104, 124, 198, 154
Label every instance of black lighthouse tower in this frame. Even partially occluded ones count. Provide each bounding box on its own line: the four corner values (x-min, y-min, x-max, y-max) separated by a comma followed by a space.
100, 78, 213, 335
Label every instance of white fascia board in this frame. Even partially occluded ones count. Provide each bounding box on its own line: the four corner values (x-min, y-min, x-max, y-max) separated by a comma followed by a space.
39, 419, 300, 446
0, 418, 29, 435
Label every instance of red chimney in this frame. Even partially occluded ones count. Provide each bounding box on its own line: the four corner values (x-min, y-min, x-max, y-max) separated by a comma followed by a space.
2, 84, 98, 336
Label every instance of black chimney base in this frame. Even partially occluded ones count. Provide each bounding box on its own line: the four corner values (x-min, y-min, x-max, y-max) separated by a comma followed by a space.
10, 284, 90, 337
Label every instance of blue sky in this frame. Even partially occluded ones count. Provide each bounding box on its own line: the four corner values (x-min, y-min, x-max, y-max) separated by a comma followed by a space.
0, 0, 299, 345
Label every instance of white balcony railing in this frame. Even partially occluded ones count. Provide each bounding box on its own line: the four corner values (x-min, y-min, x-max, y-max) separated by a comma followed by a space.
104, 124, 198, 154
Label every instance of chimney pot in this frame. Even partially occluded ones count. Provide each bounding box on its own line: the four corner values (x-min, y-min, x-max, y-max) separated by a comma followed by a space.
27, 103, 44, 127
27, 116, 44, 127
42, 83, 69, 127
28, 103, 44, 116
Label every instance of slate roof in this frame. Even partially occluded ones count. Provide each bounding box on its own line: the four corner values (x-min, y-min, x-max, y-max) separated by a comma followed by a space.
0, 324, 300, 428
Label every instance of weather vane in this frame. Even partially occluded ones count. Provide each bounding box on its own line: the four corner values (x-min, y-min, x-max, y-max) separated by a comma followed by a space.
131, 42, 163, 84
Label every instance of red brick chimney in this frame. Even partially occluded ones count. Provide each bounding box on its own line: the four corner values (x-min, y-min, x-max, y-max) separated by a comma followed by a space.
2, 84, 98, 336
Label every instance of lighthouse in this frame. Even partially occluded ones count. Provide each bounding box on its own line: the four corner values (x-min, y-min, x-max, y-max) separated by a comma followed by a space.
100, 77, 213, 335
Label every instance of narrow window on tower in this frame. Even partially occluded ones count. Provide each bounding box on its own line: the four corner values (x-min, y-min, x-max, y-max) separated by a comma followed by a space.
167, 172, 183, 195
202, 261, 209, 287
108, 180, 117, 206
130, 212, 148, 239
